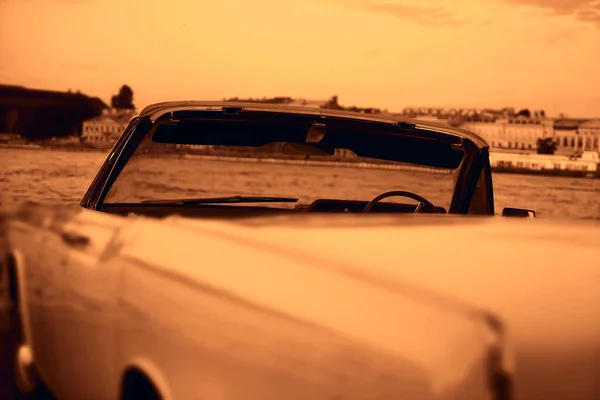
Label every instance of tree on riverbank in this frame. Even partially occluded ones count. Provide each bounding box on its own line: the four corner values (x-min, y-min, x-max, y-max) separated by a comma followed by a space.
111, 85, 135, 110
536, 137, 557, 155
517, 109, 531, 118
321, 95, 342, 110
320, 96, 383, 114
0, 84, 107, 139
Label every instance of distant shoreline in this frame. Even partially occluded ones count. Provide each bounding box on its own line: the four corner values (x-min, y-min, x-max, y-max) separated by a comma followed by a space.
1, 143, 599, 179
0, 143, 109, 153
182, 154, 454, 174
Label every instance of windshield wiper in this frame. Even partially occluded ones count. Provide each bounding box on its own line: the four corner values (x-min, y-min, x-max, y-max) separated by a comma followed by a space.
139, 196, 299, 205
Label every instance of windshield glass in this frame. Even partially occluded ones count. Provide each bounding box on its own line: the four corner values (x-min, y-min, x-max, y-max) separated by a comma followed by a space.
104, 140, 464, 212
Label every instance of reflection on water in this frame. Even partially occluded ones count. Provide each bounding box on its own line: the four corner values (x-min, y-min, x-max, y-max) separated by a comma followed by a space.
1, 148, 600, 219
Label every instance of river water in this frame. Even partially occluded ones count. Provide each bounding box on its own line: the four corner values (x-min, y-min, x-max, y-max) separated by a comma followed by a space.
1, 148, 599, 220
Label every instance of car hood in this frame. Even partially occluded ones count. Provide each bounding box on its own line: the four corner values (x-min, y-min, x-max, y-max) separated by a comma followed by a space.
161, 213, 600, 400
165, 213, 600, 344
8, 207, 599, 399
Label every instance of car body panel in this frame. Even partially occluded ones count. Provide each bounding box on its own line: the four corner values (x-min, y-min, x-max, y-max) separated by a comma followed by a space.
165, 213, 600, 400
51, 210, 128, 399
7, 205, 600, 399
6, 206, 510, 400
8, 212, 68, 390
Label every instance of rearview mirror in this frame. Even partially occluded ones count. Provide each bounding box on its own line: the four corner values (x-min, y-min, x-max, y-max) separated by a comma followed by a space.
502, 207, 536, 218
281, 142, 335, 156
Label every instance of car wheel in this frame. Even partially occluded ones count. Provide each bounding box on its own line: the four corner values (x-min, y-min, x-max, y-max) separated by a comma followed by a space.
122, 369, 162, 400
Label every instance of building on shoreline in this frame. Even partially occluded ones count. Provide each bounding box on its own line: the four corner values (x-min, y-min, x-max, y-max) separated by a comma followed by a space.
552, 119, 600, 155
222, 97, 328, 108
81, 108, 136, 147
459, 118, 600, 155
398, 106, 600, 155
579, 120, 600, 151
459, 117, 554, 151
399, 107, 539, 120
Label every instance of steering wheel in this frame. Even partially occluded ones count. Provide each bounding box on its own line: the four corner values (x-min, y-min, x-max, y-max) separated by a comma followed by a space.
364, 190, 437, 213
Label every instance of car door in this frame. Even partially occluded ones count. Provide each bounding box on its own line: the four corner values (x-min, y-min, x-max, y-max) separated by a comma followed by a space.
51, 210, 127, 400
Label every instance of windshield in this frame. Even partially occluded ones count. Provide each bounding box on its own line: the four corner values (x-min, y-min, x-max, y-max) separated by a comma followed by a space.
104, 140, 463, 212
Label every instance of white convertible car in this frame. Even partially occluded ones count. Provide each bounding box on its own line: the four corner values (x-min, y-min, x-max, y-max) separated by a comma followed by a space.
2, 102, 599, 400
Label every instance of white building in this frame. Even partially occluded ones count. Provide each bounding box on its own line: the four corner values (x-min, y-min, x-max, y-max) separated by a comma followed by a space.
460, 118, 554, 151
579, 120, 600, 152
553, 119, 600, 154
81, 108, 136, 147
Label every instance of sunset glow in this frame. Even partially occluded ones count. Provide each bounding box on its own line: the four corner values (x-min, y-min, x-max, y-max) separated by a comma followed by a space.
1, 0, 599, 116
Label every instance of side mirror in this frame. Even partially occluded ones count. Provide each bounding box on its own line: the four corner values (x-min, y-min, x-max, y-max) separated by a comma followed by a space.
502, 207, 536, 218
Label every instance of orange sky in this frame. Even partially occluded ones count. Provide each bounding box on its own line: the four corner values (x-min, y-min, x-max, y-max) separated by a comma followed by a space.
1, 0, 599, 117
